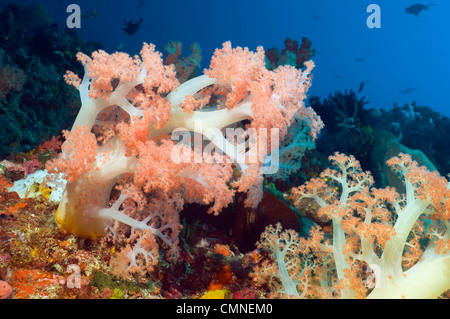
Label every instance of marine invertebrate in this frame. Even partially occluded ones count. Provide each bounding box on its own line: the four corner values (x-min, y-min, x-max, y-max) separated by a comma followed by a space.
309, 89, 373, 165
45, 41, 321, 275
0, 280, 12, 299
268, 112, 318, 181
163, 41, 202, 83
0, 56, 26, 100
374, 102, 450, 175
256, 152, 449, 298
265, 37, 316, 71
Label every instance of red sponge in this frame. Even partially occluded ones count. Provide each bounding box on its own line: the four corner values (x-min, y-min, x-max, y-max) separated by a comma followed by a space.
0, 280, 12, 299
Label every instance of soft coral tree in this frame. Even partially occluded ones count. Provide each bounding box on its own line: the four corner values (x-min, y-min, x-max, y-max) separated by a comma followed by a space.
47, 41, 321, 274
256, 153, 449, 298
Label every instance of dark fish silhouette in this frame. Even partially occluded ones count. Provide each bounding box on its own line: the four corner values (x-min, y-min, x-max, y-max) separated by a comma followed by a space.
405, 3, 436, 17
398, 88, 419, 94
137, 0, 146, 9
358, 82, 365, 93
123, 18, 143, 35
81, 2, 106, 19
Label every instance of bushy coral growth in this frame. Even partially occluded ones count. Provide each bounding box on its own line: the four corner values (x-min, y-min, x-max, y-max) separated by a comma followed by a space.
163, 41, 202, 83
46, 42, 321, 279
265, 37, 316, 71
0, 55, 26, 100
255, 153, 449, 298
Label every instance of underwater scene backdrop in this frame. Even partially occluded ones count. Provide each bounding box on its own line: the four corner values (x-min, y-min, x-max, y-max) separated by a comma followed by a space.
0, 0, 449, 300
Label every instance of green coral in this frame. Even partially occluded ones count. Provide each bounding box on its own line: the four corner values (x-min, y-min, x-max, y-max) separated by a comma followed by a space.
88, 271, 144, 294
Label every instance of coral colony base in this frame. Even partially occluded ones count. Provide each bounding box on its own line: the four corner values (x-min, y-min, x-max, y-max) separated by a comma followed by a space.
3, 41, 450, 299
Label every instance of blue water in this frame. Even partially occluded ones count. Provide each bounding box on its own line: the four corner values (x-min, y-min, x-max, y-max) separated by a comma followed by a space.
7, 0, 450, 117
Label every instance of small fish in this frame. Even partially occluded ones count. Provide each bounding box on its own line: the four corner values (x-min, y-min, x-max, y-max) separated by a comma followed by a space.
310, 16, 320, 20
398, 88, 419, 94
81, 2, 106, 19
405, 3, 436, 17
117, 42, 125, 51
123, 18, 143, 35
354, 58, 365, 62
358, 82, 365, 93
137, 0, 146, 9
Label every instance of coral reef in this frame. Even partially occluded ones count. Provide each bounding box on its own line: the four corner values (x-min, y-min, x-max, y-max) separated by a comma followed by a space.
258, 153, 449, 298
265, 37, 316, 71
163, 41, 202, 84
371, 101, 450, 175
0, 3, 448, 298
309, 89, 374, 169
0, 3, 101, 159
0, 39, 326, 299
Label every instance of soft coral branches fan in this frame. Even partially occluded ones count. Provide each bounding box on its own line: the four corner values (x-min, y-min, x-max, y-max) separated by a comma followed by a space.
48, 41, 322, 274
257, 152, 449, 298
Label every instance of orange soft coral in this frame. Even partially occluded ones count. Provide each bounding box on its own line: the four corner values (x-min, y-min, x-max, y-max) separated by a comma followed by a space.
48, 41, 321, 278
279, 152, 450, 299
